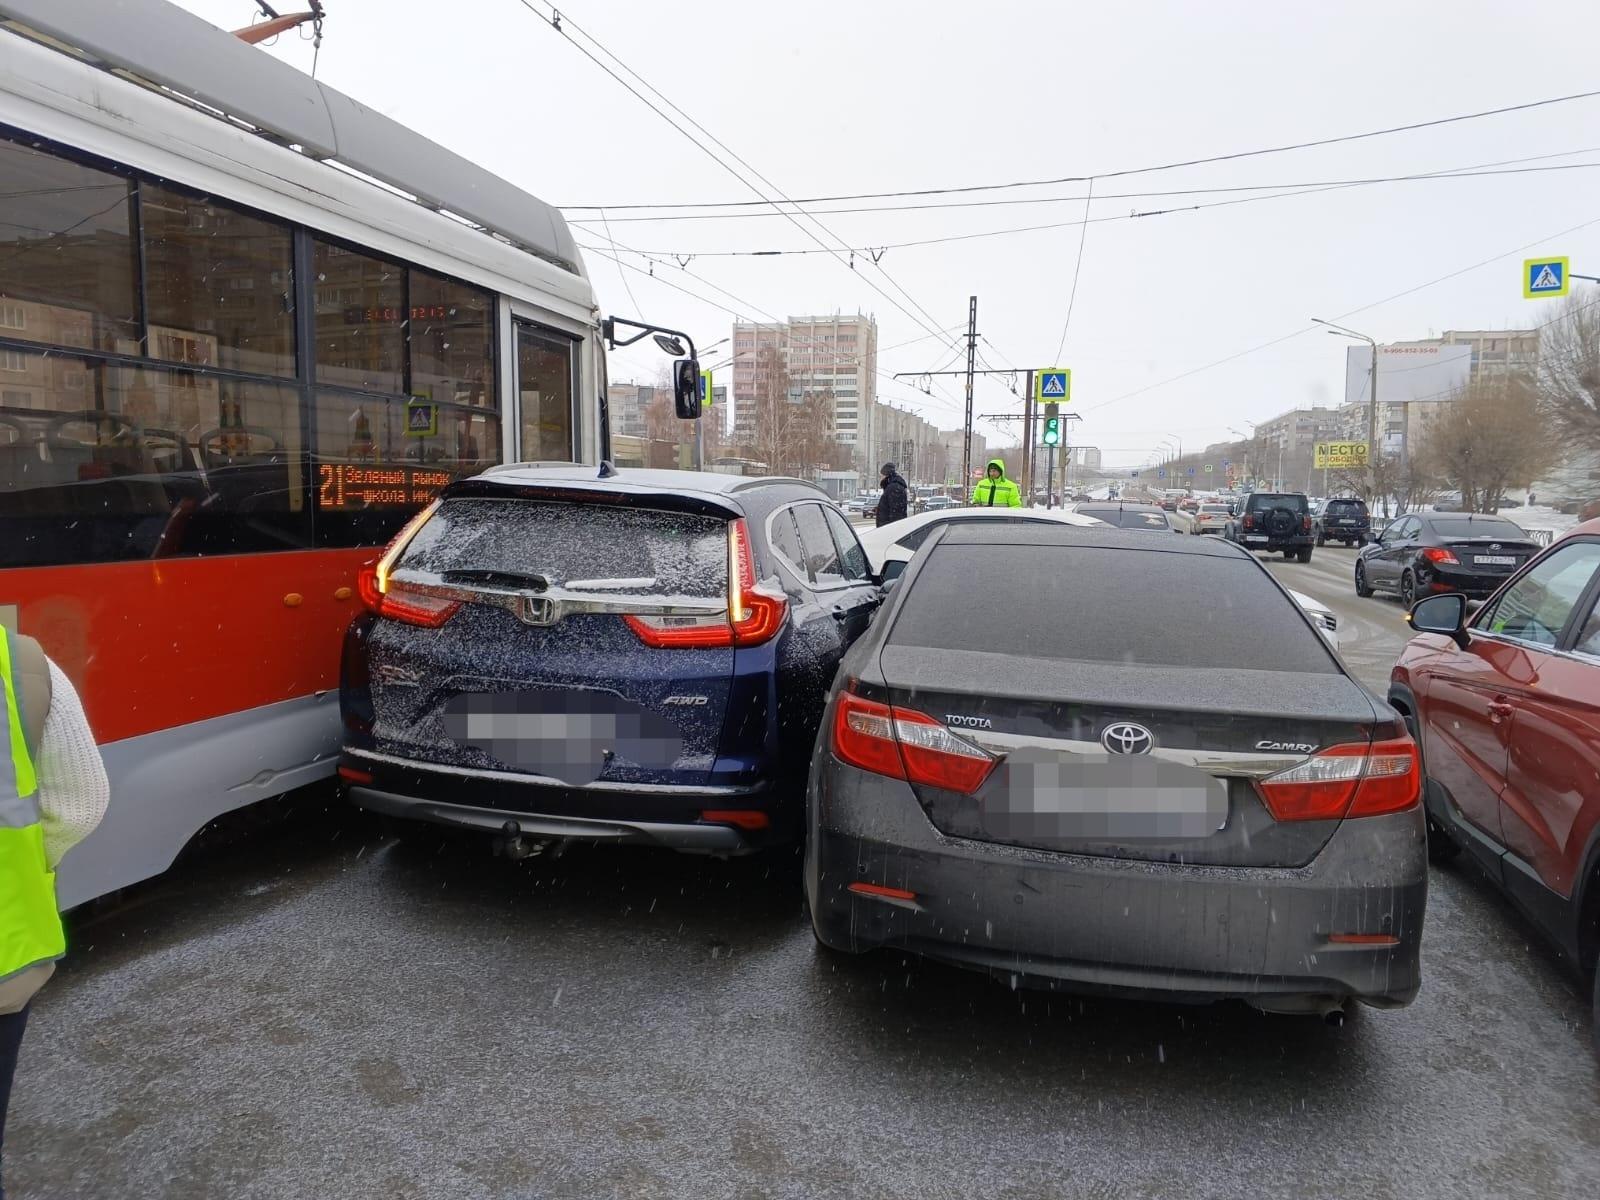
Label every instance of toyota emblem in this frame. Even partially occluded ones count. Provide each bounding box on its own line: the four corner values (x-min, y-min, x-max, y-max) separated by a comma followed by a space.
1101, 722, 1155, 755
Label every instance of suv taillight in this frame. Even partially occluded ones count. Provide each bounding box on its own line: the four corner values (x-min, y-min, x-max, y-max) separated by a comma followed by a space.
831, 688, 996, 794
1302, 515, 1313, 533
356, 502, 459, 628
1242, 514, 1254, 530
626, 518, 788, 649
1254, 737, 1419, 821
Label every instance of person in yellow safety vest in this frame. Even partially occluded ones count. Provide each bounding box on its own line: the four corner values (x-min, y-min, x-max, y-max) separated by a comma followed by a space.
969, 457, 1023, 507
0, 628, 108, 1197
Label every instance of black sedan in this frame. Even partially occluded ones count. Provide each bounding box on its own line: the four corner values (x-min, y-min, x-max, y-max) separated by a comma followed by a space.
1354, 512, 1541, 605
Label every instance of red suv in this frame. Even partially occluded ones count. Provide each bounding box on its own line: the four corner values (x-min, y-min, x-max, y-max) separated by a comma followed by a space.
1389, 521, 1600, 1053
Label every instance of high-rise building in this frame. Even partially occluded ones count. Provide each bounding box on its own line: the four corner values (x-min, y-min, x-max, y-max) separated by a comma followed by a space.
731, 314, 878, 467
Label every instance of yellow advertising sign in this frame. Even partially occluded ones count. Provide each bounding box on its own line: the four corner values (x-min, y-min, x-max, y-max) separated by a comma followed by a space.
1314, 441, 1369, 471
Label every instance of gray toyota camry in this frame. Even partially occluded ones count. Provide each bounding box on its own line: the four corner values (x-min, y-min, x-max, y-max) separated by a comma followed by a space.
805, 524, 1427, 1018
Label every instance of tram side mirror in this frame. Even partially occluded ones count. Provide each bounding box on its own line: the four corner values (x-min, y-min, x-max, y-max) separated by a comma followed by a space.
674, 358, 702, 420
654, 334, 687, 357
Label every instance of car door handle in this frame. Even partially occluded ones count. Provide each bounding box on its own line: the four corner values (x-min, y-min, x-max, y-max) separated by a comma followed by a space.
830, 606, 849, 622
1488, 698, 1515, 723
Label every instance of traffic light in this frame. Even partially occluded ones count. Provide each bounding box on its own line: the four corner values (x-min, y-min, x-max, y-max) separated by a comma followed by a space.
1042, 402, 1061, 447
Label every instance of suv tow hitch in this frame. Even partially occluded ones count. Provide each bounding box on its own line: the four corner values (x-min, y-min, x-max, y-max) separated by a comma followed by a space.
494, 819, 560, 861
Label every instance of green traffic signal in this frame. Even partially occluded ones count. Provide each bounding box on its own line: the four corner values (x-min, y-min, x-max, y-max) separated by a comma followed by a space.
1043, 416, 1061, 446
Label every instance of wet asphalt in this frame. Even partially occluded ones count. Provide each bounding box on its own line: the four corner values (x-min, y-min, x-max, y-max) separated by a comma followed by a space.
9, 544, 1600, 1200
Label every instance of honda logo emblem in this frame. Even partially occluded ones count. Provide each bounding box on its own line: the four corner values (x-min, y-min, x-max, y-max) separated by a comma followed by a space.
1101, 722, 1155, 755
517, 595, 557, 626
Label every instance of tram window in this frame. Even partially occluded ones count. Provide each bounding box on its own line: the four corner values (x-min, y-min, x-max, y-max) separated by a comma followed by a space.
0, 138, 141, 353
0, 352, 310, 567
310, 390, 501, 548
141, 184, 296, 378
409, 269, 493, 408
312, 240, 405, 393
517, 325, 575, 461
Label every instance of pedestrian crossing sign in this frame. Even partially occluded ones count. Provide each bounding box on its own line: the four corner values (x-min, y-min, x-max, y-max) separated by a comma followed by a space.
1035, 369, 1071, 404
405, 398, 438, 437
1204, 463, 1214, 473
1524, 257, 1569, 298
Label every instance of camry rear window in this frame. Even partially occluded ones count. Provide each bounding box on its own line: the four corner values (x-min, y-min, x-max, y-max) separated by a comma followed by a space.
890, 545, 1336, 672
1428, 517, 1525, 539
396, 498, 728, 598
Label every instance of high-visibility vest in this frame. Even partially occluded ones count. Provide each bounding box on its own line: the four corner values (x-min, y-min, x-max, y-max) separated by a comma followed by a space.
0, 627, 65, 983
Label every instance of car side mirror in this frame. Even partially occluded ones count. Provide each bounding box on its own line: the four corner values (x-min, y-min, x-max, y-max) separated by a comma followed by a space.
673, 358, 702, 419
1408, 593, 1470, 648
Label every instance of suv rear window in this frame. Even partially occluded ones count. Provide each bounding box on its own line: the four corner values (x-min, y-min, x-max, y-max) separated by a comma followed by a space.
1324, 499, 1367, 514
1247, 494, 1308, 513
890, 544, 1336, 672
395, 498, 728, 597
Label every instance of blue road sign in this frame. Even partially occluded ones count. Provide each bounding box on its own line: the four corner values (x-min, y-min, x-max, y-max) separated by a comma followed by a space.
1524, 257, 1569, 298
1130, 470, 1140, 478
1186, 467, 1196, 476
1157, 468, 1167, 479
1035, 369, 1071, 403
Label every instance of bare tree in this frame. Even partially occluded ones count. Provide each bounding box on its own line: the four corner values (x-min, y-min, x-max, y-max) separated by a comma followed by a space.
1413, 374, 1554, 513
740, 345, 842, 477
1538, 290, 1600, 445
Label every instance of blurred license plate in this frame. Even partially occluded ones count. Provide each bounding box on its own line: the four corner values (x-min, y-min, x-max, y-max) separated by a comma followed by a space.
1337, 519, 1355, 525
983, 749, 1228, 842
1474, 555, 1516, 565
1245, 535, 1267, 543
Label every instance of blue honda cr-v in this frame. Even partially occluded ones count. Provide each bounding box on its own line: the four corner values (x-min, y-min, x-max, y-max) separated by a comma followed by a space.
338, 464, 882, 853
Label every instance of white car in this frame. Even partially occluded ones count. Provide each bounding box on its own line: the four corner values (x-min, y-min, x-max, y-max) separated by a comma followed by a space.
860, 508, 1340, 650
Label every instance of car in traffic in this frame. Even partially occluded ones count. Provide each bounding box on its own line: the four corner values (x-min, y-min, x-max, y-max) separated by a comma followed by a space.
338, 467, 883, 855
918, 495, 956, 515
1190, 503, 1233, 536
1229, 491, 1315, 562
860, 505, 1339, 648
1354, 512, 1541, 606
1389, 522, 1600, 1052
1317, 497, 1371, 546
1070, 501, 1176, 532
807, 523, 1425, 1019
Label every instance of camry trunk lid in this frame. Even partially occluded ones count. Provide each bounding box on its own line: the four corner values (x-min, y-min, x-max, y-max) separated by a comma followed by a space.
870, 533, 1385, 867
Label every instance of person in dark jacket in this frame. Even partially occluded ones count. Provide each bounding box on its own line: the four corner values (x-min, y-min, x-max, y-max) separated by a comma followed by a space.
876, 462, 909, 527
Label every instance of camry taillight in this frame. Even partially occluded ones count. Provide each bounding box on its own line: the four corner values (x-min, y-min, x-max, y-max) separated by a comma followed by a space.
1422, 547, 1460, 565
357, 502, 459, 628
627, 518, 788, 649
1254, 737, 1419, 821
831, 689, 997, 794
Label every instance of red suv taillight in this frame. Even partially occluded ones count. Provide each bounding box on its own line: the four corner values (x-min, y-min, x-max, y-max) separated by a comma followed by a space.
1422, 547, 1460, 565
1254, 736, 1420, 821
830, 689, 997, 795
1242, 514, 1254, 530
1301, 515, 1313, 533
356, 502, 460, 628
626, 518, 788, 649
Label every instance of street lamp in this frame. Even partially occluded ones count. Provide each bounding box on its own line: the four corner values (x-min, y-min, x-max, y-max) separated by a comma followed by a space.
1228, 425, 1253, 486
1312, 317, 1379, 503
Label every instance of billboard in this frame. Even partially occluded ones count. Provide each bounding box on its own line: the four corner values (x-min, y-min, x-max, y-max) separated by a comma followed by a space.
1344, 343, 1473, 407
1314, 441, 1369, 470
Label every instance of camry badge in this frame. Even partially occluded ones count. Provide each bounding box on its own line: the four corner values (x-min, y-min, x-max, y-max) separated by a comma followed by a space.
1102, 722, 1154, 755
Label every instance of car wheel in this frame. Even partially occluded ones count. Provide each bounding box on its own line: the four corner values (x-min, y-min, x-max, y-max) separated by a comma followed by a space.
1297, 545, 1313, 563
1401, 570, 1418, 608
1355, 560, 1374, 598
1592, 963, 1600, 1061
1283, 548, 1296, 559
1317, 534, 1326, 546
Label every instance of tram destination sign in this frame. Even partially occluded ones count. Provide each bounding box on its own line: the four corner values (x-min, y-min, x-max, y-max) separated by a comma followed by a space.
317, 463, 453, 509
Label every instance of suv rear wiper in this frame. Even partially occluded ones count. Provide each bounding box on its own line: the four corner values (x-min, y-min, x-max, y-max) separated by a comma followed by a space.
439, 568, 552, 591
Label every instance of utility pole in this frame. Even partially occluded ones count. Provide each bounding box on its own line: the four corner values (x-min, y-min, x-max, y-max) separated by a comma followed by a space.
1368, 341, 1380, 508
961, 295, 978, 488
1022, 369, 1035, 505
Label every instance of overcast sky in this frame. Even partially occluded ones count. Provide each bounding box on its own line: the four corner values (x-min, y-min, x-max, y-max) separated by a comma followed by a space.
175, 0, 1600, 468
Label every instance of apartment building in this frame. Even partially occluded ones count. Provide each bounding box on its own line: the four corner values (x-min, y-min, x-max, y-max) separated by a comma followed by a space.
730, 314, 878, 467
